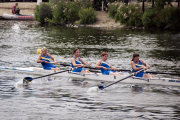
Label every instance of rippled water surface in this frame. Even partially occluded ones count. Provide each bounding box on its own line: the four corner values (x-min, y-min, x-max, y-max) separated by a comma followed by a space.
0, 20, 180, 119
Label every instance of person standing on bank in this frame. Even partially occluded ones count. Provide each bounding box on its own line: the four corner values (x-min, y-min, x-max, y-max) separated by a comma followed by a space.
37, 47, 60, 71
131, 53, 155, 78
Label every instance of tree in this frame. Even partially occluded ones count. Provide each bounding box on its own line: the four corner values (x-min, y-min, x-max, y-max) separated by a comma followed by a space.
155, 0, 172, 10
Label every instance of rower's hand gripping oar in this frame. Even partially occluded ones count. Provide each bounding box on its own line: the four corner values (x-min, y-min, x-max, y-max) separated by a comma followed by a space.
23, 66, 87, 84
98, 69, 145, 90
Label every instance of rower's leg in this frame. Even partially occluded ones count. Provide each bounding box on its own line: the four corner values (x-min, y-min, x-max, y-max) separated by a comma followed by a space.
81, 70, 90, 73
51, 67, 60, 71
109, 72, 121, 76
143, 74, 154, 78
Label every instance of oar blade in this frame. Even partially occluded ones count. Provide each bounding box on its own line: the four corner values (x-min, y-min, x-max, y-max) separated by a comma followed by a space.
98, 86, 105, 90
23, 77, 33, 84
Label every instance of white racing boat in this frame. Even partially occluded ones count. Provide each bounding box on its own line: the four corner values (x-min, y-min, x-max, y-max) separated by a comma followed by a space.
2, 13, 34, 20
0, 66, 180, 86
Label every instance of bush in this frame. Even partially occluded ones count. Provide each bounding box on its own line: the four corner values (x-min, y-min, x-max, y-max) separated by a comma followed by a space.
64, 2, 80, 23
118, 5, 129, 25
34, 3, 52, 24
78, 7, 97, 24
108, 4, 118, 18
116, 3, 142, 26
153, 9, 166, 28
48, 0, 66, 24
163, 7, 180, 29
142, 9, 157, 27
47, 0, 93, 24
128, 6, 143, 27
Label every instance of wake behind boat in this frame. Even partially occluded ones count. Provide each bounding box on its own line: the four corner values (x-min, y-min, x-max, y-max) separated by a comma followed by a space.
0, 66, 180, 86
2, 13, 34, 20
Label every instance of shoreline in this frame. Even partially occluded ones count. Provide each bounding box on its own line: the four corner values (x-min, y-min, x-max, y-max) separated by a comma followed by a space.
0, 2, 125, 28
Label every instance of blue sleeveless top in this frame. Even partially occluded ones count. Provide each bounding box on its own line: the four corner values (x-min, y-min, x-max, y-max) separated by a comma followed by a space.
71, 57, 86, 72
41, 54, 56, 70
100, 60, 114, 75
132, 60, 145, 77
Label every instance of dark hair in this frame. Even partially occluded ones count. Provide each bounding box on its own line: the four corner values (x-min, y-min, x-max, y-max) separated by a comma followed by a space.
73, 48, 79, 54
101, 52, 108, 57
132, 53, 139, 61
16, 3, 18, 5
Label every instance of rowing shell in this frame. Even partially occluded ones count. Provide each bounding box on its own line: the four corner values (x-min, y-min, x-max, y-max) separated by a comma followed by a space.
0, 66, 180, 86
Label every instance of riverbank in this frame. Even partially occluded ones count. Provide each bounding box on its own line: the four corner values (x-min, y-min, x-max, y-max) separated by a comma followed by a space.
0, 2, 36, 16
0, 2, 124, 28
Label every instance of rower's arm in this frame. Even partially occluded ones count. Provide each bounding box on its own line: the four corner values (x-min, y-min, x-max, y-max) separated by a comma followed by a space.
95, 60, 106, 69
71, 58, 82, 67
131, 61, 145, 71
37, 54, 47, 64
80, 58, 91, 66
140, 60, 150, 68
48, 53, 57, 64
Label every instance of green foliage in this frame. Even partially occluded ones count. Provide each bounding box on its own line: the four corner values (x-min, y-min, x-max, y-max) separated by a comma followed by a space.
163, 7, 180, 29
34, 3, 52, 24
63, 2, 80, 23
78, 7, 97, 24
142, 9, 157, 27
108, 4, 118, 18
116, 5, 129, 25
129, 8, 143, 27
115, 4, 143, 26
153, 9, 166, 28
152, 6, 180, 29
48, 0, 66, 24
47, 0, 93, 24
155, 0, 172, 11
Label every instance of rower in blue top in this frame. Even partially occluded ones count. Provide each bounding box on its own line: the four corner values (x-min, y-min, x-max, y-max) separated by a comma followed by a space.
95, 52, 120, 76
37, 47, 60, 71
71, 48, 91, 73
131, 53, 154, 78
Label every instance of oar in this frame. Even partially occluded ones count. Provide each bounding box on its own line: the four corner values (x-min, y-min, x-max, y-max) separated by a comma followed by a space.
98, 69, 145, 90
52, 63, 180, 76
107, 68, 180, 76
23, 66, 86, 84
145, 71, 180, 76
50, 62, 98, 70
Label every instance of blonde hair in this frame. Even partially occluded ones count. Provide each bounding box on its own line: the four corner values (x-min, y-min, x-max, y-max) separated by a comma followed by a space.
41, 47, 47, 53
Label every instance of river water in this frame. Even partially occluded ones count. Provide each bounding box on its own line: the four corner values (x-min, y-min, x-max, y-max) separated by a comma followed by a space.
0, 20, 180, 119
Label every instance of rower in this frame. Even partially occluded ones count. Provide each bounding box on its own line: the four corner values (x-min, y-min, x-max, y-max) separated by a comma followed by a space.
131, 53, 155, 78
37, 47, 60, 71
95, 52, 120, 76
71, 48, 91, 73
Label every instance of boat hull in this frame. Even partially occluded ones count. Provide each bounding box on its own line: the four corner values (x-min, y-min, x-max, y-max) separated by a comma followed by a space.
2, 13, 34, 20
0, 66, 180, 86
